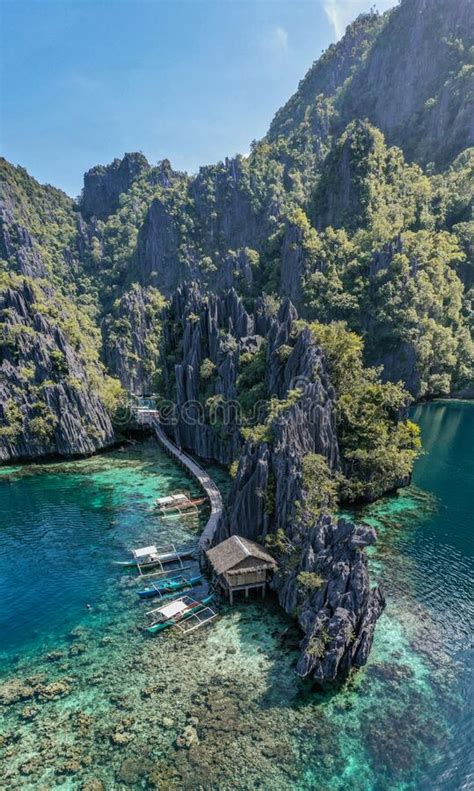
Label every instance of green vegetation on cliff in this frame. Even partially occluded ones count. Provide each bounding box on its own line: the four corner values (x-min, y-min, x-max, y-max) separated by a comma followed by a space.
306, 321, 421, 501
0, 158, 78, 281
0, 0, 472, 466
0, 270, 124, 411
300, 123, 472, 398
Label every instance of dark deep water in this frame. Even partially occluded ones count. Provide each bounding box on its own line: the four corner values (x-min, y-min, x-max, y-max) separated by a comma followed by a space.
360, 399, 473, 791
404, 400, 473, 789
0, 401, 472, 790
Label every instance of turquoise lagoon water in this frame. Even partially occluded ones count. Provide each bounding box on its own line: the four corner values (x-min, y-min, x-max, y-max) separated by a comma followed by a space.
0, 403, 472, 790
0, 442, 217, 665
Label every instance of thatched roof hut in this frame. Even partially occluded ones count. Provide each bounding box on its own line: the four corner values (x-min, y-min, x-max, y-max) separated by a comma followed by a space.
206, 535, 277, 602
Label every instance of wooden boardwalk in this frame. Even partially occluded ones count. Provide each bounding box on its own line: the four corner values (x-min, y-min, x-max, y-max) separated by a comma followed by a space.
148, 418, 223, 552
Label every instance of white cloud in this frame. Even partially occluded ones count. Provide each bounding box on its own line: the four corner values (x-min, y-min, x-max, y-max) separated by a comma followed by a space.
324, 0, 344, 41
265, 26, 290, 55
323, 0, 395, 42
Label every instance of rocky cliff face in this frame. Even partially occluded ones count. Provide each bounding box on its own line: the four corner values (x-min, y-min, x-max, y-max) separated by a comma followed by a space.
268, 11, 384, 144
191, 157, 282, 254
162, 282, 256, 464
0, 160, 118, 462
216, 324, 339, 542
0, 279, 115, 462
361, 235, 457, 398
102, 285, 164, 394
136, 197, 197, 294
270, 0, 473, 171
0, 158, 80, 285
218, 389, 339, 542
215, 248, 255, 294
215, 322, 384, 683
278, 516, 385, 682
134, 155, 281, 298
161, 282, 341, 470
0, 205, 46, 279
337, 0, 474, 169
279, 220, 308, 306
81, 153, 150, 220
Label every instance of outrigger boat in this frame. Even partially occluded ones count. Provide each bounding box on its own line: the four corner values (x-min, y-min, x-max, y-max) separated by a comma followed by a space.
145, 594, 217, 635
155, 493, 206, 516
113, 543, 196, 575
137, 573, 203, 599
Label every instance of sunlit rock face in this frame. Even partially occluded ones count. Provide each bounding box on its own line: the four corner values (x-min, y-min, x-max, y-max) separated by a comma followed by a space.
278, 515, 384, 683
336, 0, 474, 169
0, 279, 114, 463
211, 317, 385, 683
270, 0, 473, 170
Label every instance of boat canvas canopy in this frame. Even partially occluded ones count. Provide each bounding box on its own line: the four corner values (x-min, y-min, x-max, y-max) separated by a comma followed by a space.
156, 496, 174, 505
133, 545, 158, 559
158, 599, 189, 619
156, 493, 189, 506
146, 594, 196, 620
156, 493, 203, 516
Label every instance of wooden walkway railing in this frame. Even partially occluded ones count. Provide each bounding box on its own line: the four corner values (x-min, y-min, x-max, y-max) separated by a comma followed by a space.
150, 419, 223, 553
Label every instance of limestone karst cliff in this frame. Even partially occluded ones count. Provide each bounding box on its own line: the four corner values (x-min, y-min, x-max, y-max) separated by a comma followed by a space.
1, 0, 470, 681
81, 153, 150, 221
270, 0, 473, 170
0, 160, 119, 462
211, 316, 384, 683
2, 0, 471, 452
0, 278, 115, 462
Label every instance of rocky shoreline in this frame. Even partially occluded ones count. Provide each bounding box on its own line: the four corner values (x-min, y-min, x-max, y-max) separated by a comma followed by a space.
157, 282, 388, 682
0, 276, 389, 684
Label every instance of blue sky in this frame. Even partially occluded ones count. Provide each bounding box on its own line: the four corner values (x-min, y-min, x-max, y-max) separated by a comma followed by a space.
0, 0, 393, 197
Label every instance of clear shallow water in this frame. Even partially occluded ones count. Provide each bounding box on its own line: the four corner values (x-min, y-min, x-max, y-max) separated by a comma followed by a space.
0, 404, 472, 790
0, 442, 214, 664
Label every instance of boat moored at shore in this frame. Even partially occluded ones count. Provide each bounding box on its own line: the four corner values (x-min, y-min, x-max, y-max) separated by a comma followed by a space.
155, 493, 207, 515
137, 573, 203, 599
113, 543, 196, 575
144, 594, 216, 635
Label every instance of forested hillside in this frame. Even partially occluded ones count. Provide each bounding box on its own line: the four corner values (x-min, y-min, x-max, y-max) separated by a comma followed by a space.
1, 0, 472, 469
